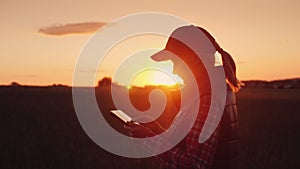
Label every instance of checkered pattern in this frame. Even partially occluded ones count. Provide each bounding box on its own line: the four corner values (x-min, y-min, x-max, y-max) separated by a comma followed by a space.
144, 95, 221, 169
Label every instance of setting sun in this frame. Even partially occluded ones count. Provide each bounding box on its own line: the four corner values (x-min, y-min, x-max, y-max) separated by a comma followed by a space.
129, 69, 184, 87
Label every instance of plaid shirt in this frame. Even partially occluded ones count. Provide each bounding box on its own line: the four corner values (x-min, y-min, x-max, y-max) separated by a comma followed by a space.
144, 95, 220, 169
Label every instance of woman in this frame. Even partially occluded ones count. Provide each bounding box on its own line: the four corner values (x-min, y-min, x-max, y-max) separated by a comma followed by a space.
126, 25, 242, 169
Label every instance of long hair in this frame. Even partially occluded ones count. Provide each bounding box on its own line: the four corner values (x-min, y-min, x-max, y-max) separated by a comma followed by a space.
198, 27, 243, 92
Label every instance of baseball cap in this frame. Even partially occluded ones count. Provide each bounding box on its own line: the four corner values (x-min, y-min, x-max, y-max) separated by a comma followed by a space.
151, 25, 216, 62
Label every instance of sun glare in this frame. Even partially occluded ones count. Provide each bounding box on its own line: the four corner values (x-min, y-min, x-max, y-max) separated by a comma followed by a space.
130, 69, 184, 87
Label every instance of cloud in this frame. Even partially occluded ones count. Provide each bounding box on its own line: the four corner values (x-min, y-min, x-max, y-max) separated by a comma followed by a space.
38, 22, 106, 36
15, 74, 39, 78
236, 61, 247, 65
23, 74, 39, 78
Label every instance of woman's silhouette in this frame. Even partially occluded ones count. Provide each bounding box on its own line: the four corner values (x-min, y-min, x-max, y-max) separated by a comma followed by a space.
126, 25, 242, 169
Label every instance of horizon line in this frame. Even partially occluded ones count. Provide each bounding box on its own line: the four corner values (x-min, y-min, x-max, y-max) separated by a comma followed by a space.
1, 77, 300, 88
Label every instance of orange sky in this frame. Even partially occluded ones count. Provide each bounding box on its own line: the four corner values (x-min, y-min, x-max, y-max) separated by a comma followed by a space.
1, 0, 299, 86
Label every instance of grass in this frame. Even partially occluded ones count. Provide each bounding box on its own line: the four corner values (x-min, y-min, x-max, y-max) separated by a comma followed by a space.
0, 86, 299, 169
236, 88, 300, 169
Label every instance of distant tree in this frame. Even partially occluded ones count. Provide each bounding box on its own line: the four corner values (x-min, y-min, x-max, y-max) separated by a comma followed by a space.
97, 77, 112, 87
11, 82, 21, 87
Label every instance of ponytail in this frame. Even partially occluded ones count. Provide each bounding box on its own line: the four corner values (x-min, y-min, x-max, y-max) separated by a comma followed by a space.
197, 27, 242, 92
218, 48, 243, 92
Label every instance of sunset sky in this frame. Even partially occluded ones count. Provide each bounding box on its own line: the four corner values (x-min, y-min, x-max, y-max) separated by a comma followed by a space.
1, 0, 299, 86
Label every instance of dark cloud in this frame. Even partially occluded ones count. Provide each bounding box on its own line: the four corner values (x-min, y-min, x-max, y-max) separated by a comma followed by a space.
38, 22, 106, 36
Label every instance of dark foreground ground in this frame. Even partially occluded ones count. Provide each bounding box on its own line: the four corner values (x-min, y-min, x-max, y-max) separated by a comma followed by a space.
0, 86, 299, 169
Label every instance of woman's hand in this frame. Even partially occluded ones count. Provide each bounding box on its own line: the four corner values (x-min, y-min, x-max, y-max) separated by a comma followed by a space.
124, 122, 154, 138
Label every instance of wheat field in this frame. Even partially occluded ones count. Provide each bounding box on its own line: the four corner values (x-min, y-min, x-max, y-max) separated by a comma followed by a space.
0, 86, 299, 169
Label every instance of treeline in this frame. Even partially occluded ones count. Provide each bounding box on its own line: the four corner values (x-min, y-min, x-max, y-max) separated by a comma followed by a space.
242, 78, 300, 89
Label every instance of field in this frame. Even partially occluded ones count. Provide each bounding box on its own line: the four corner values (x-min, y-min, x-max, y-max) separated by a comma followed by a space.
0, 86, 299, 169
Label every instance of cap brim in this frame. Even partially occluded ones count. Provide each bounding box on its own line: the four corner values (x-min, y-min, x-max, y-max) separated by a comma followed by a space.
151, 49, 174, 61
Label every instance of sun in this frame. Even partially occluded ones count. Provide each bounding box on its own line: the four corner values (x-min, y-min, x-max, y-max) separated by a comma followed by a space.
107, 47, 184, 88
129, 69, 184, 87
